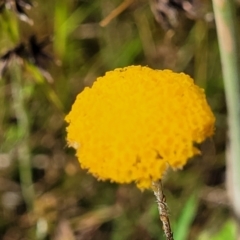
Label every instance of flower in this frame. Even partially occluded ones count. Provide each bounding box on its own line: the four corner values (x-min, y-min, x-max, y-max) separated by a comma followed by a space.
65, 66, 215, 189
0, 0, 33, 25
0, 35, 54, 82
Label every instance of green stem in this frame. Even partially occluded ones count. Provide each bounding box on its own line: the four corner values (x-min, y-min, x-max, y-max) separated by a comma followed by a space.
11, 59, 35, 212
212, 0, 240, 230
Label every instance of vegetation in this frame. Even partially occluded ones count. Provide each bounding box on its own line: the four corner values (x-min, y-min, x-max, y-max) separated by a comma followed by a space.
0, 0, 238, 239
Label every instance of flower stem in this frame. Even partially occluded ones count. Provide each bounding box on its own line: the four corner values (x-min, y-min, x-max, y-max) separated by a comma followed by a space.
152, 180, 174, 240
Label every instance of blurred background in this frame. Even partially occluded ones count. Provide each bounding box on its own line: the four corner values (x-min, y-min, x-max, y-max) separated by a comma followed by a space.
0, 0, 235, 239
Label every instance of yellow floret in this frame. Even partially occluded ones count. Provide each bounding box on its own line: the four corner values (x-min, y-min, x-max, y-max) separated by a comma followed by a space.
65, 66, 215, 189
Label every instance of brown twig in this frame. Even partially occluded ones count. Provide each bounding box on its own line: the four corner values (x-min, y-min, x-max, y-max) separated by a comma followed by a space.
152, 180, 174, 240
99, 0, 135, 27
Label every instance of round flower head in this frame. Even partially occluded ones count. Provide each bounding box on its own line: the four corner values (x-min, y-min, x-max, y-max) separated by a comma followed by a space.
65, 66, 215, 189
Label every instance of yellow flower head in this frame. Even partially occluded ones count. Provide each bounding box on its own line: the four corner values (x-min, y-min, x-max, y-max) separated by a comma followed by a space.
65, 66, 215, 189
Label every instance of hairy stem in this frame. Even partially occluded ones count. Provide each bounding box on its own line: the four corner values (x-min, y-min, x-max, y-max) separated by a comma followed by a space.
152, 180, 174, 240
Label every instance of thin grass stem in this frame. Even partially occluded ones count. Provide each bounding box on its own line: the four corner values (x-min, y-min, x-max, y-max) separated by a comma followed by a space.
10, 59, 35, 212
212, 0, 240, 235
